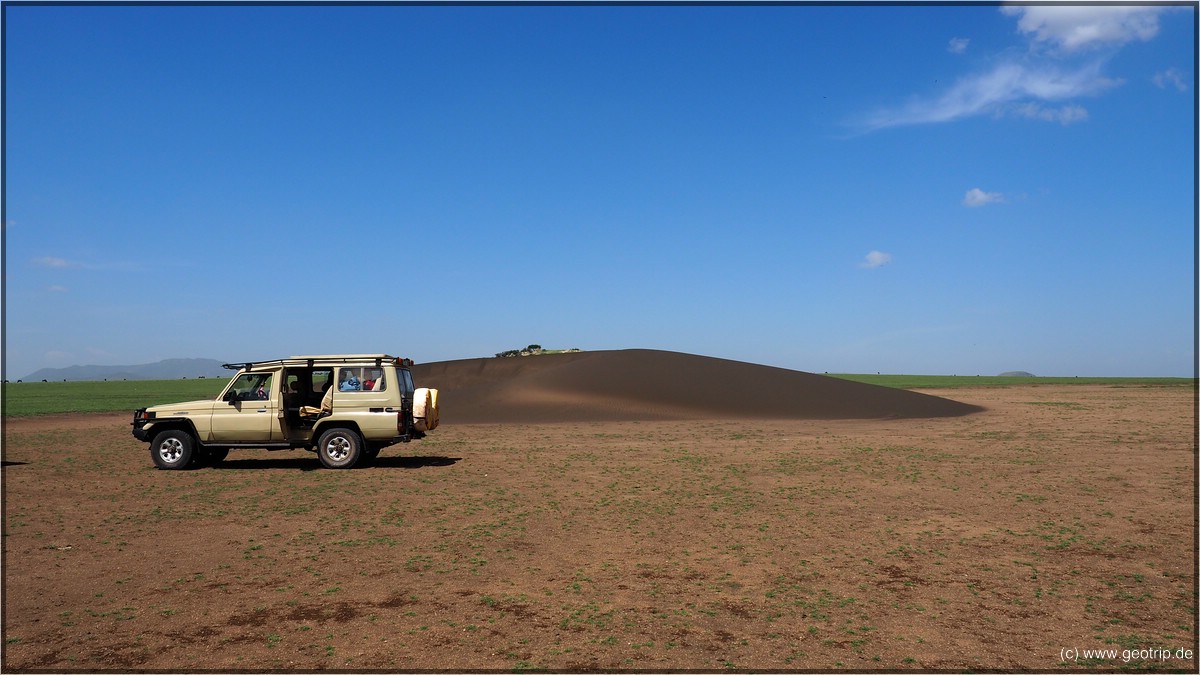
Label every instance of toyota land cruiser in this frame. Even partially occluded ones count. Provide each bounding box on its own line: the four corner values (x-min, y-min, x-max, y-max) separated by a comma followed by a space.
132, 354, 439, 469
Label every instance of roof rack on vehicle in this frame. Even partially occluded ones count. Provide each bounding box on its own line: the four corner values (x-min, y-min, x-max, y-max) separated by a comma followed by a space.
220, 355, 414, 371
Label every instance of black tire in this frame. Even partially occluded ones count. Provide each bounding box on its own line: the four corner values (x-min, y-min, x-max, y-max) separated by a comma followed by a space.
316, 428, 362, 469
150, 430, 195, 470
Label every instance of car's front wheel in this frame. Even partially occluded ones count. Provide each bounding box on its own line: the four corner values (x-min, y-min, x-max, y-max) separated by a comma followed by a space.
150, 430, 195, 470
316, 428, 362, 469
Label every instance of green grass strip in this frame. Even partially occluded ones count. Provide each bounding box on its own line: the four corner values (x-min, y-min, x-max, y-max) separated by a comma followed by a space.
3, 379, 227, 417
828, 374, 1195, 389
2, 374, 1193, 417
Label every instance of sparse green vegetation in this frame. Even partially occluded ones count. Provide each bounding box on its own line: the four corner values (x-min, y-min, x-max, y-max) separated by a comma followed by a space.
3, 382, 1193, 671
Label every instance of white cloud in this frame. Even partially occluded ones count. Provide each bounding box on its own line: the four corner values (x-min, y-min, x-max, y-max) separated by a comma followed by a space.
33, 256, 73, 268
1001, 5, 1165, 53
29, 256, 139, 272
852, 5, 1173, 133
1152, 68, 1189, 91
859, 250, 892, 269
963, 188, 1004, 207
47, 285, 69, 293
858, 61, 1117, 131
1010, 102, 1089, 125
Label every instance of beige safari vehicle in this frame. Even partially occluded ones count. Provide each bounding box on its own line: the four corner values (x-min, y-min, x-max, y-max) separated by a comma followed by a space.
132, 354, 439, 470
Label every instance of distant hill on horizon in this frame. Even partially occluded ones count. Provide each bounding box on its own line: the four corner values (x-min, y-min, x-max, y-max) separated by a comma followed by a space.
20, 358, 228, 382
410, 348, 984, 423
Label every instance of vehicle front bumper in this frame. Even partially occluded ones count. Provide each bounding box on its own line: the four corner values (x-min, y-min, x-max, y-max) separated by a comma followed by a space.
131, 409, 152, 441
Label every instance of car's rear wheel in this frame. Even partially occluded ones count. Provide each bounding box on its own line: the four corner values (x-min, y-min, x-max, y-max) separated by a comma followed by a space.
317, 428, 362, 469
150, 430, 195, 470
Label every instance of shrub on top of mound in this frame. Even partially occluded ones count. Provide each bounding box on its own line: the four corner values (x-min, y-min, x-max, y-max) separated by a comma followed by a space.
495, 345, 583, 358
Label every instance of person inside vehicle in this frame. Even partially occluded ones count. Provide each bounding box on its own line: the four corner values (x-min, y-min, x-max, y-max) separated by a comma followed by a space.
363, 369, 379, 391
339, 370, 361, 391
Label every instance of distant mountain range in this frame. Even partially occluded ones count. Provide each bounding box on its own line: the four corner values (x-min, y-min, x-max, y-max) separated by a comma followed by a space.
20, 358, 229, 382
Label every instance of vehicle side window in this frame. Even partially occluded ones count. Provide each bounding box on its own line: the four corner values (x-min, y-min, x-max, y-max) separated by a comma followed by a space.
229, 373, 272, 401
338, 367, 386, 392
313, 370, 332, 395
283, 369, 330, 405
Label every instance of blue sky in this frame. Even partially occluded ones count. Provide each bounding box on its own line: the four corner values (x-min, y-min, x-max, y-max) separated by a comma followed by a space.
3, 2, 1195, 378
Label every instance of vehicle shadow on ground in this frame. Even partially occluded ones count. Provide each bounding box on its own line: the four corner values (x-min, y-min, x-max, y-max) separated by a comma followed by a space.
371, 455, 462, 469
211, 456, 462, 472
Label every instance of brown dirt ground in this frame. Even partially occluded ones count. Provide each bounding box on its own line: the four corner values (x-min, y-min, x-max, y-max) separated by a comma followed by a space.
2, 384, 1196, 672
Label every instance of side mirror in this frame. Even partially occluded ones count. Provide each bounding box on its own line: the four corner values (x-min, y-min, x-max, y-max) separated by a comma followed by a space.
223, 390, 239, 404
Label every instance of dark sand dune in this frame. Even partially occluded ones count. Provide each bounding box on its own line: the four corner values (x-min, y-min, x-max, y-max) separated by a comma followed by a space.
410, 349, 983, 424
